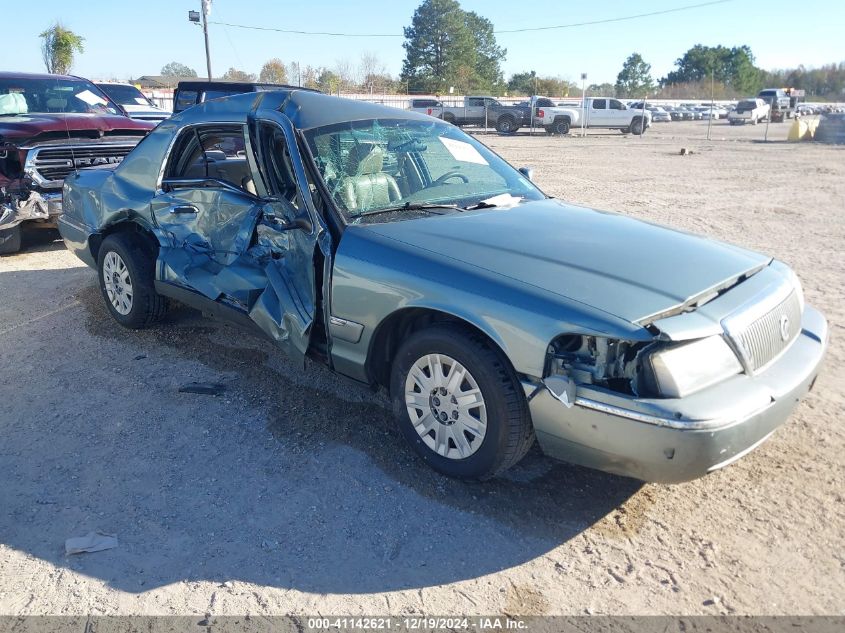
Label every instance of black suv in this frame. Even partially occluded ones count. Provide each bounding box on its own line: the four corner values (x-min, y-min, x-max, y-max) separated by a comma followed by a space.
172, 81, 317, 113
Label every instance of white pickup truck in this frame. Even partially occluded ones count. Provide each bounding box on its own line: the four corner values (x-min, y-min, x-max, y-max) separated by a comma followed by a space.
728, 98, 770, 125
528, 96, 581, 135
577, 97, 651, 135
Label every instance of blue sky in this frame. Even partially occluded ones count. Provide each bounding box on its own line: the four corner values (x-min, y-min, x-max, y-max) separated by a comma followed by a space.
5, 0, 843, 84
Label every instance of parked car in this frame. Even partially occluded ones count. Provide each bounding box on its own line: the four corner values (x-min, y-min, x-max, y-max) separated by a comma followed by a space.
58, 90, 827, 483
662, 105, 685, 121
676, 107, 695, 120
694, 106, 720, 120
728, 98, 771, 125
527, 96, 580, 134
440, 96, 530, 134
648, 107, 671, 123
579, 98, 651, 134
629, 103, 672, 123
0, 71, 154, 254
758, 88, 793, 122
172, 80, 313, 114
95, 82, 170, 123
408, 98, 444, 118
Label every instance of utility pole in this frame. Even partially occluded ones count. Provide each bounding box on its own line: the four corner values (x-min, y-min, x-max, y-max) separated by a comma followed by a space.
201, 0, 213, 80
580, 73, 587, 137
707, 70, 714, 140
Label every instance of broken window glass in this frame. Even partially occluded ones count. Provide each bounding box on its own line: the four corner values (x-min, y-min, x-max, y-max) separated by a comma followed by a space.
303, 118, 544, 222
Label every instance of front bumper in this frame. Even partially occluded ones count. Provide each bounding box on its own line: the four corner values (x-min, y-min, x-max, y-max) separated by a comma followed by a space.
0, 190, 62, 229
525, 305, 828, 483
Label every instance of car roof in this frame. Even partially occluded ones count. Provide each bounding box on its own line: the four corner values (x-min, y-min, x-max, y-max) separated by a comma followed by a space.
175, 80, 312, 92
176, 89, 435, 130
0, 71, 88, 81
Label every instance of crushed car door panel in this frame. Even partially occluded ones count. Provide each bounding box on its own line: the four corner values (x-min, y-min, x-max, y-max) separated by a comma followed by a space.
242, 112, 327, 358
151, 123, 269, 307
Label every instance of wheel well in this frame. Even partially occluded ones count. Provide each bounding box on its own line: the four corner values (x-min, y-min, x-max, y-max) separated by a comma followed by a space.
90, 220, 159, 263
553, 115, 571, 124
366, 308, 506, 390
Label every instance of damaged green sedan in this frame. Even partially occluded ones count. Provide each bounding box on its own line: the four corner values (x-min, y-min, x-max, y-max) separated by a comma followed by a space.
59, 90, 828, 482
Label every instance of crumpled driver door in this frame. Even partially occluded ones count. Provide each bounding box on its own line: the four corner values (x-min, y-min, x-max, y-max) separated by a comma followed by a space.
246, 110, 327, 360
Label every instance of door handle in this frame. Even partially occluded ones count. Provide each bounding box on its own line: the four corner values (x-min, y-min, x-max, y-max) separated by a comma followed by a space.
170, 205, 199, 215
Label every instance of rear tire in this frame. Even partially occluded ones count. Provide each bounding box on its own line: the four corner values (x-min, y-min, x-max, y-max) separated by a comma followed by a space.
551, 118, 570, 135
97, 233, 169, 329
443, 112, 456, 125
496, 116, 517, 134
0, 225, 22, 255
390, 324, 535, 480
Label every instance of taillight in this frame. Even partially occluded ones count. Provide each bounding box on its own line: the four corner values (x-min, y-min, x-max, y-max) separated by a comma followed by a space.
427, 108, 432, 115
537, 109, 544, 118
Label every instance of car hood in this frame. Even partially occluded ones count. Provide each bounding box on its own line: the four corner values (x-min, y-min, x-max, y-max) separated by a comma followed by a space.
362, 199, 770, 324
0, 113, 153, 144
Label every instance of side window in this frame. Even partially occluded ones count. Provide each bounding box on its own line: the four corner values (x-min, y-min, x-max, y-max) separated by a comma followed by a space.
467, 98, 484, 107
257, 122, 302, 210
592, 99, 606, 110
174, 90, 198, 111
165, 125, 253, 193
609, 99, 625, 110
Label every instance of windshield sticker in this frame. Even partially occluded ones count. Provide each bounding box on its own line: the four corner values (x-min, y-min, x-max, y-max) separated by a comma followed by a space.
75, 89, 108, 106
439, 137, 488, 165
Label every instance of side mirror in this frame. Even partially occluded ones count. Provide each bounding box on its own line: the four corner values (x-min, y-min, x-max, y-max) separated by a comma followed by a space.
518, 167, 534, 182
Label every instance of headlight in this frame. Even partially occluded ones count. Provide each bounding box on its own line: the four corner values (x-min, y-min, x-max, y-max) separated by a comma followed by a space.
647, 336, 742, 398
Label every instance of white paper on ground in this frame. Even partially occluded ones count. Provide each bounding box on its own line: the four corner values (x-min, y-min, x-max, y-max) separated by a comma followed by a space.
65, 531, 118, 555
439, 137, 488, 165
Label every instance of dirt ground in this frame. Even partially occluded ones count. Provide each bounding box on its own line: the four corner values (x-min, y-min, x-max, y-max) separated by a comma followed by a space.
0, 119, 842, 617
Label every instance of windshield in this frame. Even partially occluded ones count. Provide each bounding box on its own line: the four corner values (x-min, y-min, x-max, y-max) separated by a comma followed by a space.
304, 118, 544, 223
0, 77, 121, 116
96, 83, 153, 107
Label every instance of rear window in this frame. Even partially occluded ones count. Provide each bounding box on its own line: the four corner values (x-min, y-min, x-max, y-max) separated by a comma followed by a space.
174, 90, 198, 111
412, 99, 439, 108
202, 89, 252, 101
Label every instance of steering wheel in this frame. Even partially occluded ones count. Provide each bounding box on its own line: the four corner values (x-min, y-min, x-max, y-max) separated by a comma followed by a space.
431, 171, 469, 186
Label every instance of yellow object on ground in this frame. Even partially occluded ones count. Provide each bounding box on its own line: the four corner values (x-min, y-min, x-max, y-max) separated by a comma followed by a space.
788, 116, 821, 141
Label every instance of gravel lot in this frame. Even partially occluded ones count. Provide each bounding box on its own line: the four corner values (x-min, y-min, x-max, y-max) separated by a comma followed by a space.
1, 120, 842, 616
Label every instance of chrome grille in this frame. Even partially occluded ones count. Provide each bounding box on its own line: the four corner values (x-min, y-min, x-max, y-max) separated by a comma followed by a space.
730, 290, 802, 373
25, 143, 139, 186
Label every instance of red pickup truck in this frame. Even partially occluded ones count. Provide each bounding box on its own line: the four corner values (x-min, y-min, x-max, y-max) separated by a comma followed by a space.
0, 72, 154, 254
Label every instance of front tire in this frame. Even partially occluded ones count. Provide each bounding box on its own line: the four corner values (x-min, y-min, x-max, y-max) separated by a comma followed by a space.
630, 117, 645, 135
390, 325, 535, 479
0, 225, 22, 255
97, 233, 168, 328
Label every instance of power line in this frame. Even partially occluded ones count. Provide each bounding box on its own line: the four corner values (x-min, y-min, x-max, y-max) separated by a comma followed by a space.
208, 0, 732, 38
497, 0, 731, 33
